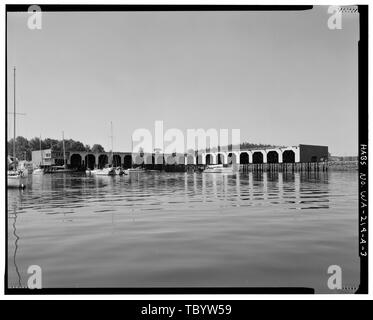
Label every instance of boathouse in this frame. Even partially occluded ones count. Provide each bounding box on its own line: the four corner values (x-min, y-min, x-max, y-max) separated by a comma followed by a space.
31, 144, 328, 169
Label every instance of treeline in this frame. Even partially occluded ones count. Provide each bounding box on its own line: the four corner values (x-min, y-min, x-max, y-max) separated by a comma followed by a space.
205, 142, 278, 152
7, 136, 105, 161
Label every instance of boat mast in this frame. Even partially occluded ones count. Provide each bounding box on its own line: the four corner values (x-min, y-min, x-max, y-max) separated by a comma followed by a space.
40, 134, 43, 166
62, 131, 66, 167
110, 121, 113, 166
13, 67, 16, 160
131, 136, 134, 168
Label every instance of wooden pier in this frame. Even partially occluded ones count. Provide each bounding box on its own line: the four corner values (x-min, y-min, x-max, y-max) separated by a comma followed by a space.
164, 162, 329, 173
239, 162, 328, 173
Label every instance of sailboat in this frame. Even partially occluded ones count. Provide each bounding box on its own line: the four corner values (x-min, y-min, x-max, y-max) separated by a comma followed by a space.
7, 67, 26, 188
126, 136, 144, 173
49, 132, 77, 173
89, 122, 121, 176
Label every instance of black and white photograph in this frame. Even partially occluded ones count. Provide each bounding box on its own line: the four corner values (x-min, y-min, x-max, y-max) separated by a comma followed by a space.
4, 3, 368, 296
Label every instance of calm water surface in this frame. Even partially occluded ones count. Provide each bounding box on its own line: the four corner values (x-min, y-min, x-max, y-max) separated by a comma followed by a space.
8, 171, 359, 292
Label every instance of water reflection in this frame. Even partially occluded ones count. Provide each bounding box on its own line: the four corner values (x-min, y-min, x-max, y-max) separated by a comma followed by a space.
7, 170, 356, 291
8, 171, 331, 216
10, 202, 22, 288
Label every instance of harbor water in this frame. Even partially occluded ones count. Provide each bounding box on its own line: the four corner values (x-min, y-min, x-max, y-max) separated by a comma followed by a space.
7, 171, 359, 293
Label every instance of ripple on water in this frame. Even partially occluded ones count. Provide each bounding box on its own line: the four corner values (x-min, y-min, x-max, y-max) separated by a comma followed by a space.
7, 171, 359, 292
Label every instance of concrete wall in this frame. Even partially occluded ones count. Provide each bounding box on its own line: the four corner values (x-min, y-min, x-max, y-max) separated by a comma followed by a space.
299, 144, 328, 162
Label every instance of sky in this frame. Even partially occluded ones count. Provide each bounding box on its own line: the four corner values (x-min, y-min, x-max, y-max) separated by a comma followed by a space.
7, 6, 359, 156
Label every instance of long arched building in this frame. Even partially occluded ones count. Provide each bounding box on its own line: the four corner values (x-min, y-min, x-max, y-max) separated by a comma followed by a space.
32, 144, 328, 169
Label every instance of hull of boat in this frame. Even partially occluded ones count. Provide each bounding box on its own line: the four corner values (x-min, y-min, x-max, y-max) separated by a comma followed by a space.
91, 168, 116, 176
203, 165, 235, 174
115, 168, 128, 175
7, 173, 25, 188
33, 168, 44, 175
127, 168, 145, 173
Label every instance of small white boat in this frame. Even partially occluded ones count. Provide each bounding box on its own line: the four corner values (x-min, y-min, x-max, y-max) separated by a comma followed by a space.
90, 167, 116, 176
33, 167, 44, 175
127, 167, 145, 173
115, 167, 128, 175
52, 165, 76, 173
203, 164, 234, 174
7, 171, 25, 189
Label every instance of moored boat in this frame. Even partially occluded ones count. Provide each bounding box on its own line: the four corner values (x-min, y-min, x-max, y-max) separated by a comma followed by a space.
203, 164, 235, 174
33, 167, 44, 175
127, 167, 145, 173
7, 171, 25, 189
90, 167, 116, 176
45, 165, 77, 173
115, 167, 128, 175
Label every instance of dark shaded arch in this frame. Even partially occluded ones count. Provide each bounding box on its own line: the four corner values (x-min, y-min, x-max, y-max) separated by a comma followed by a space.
85, 154, 96, 169
253, 152, 263, 164
98, 154, 108, 168
70, 154, 82, 168
206, 154, 213, 165
217, 153, 225, 165
113, 154, 121, 167
240, 152, 249, 164
123, 155, 132, 168
267, 151, 279, 163
282, 150, 295, 163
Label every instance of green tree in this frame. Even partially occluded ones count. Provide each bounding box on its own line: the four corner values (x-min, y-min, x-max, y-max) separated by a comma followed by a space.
91, 144, 105, 153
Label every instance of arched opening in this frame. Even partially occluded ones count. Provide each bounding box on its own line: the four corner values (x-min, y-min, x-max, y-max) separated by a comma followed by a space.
145, 154, 154, 165
253, 152, 263, 164
98, 154, 108, 168
240, 152, 249, 164
217, 153, 225, 165
196, 154, 203, 165
133, 154, 144, 166
282, 150, 295, 163
228, 153, 237, 165
206, 154, 213, 165
267, 151, 279, 163
187, 155, 195, 165
112, 154, 121, 167
177, 155, 185, 165
155, 154, 164, 165
70, 154, 82, 168
166, 155, 176, 165
123, 155, 132, 168
85, 154, 96, 169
